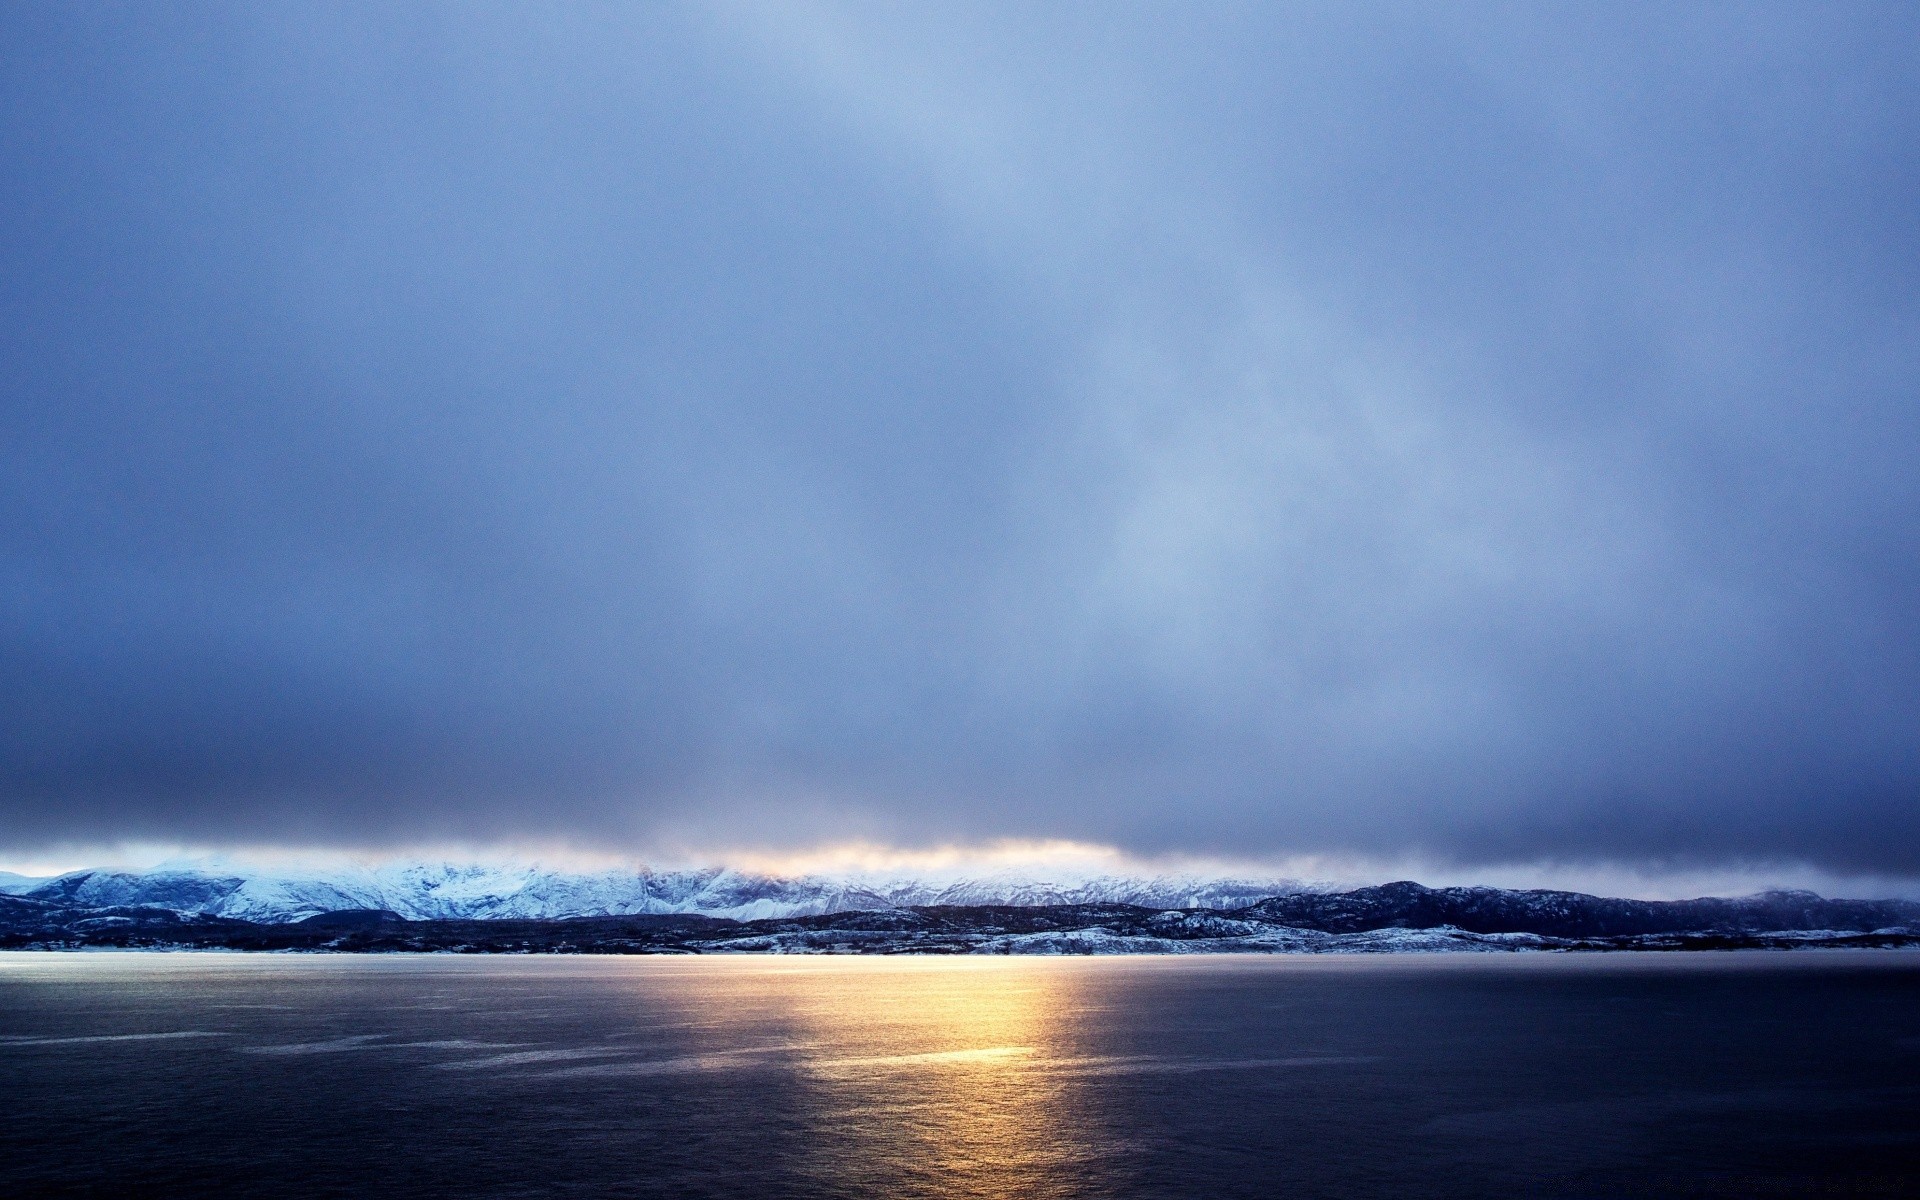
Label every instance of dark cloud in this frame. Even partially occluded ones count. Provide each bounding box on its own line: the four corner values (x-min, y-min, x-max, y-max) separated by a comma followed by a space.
3, 2, 1917, 872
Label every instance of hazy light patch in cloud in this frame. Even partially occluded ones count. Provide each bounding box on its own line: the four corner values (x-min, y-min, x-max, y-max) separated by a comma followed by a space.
697, 1, 1887, 866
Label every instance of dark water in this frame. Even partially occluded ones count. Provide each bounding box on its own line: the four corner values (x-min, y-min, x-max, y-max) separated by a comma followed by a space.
3, 952, 1917, 1198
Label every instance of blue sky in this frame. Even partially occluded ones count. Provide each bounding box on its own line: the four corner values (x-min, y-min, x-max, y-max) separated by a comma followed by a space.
4, 2, 1918, 885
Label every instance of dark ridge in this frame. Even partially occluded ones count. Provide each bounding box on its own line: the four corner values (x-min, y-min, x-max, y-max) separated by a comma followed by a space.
1236, 881, 1920, 938
295, 909, 411, 929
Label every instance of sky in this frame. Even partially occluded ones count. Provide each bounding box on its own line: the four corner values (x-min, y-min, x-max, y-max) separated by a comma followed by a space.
3, 2, 1918, 891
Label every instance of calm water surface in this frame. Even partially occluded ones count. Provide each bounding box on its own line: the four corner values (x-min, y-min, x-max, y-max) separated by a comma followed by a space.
2, 951, 1917, 1198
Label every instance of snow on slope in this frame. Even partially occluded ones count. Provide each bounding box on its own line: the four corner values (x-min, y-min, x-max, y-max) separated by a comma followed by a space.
15, 861, 1310, 923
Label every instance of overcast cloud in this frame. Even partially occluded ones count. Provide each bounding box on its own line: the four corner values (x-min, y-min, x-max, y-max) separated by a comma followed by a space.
3, 2, 1917, 878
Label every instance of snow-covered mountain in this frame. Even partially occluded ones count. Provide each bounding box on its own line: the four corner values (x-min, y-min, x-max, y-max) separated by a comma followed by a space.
5, 861, 1308, 924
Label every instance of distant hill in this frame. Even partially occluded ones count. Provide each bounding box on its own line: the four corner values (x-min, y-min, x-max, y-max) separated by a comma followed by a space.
1238, 880, 1920, 939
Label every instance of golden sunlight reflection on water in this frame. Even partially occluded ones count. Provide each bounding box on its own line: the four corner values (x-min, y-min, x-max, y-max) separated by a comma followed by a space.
692, 959, 1108, 1199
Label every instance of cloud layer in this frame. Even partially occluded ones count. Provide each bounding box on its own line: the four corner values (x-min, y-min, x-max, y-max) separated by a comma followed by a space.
3, 2, 1917, 875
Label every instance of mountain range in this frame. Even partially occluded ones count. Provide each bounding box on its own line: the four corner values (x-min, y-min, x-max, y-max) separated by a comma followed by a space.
0, 861, 1302, 923
1, 862, 1915, 954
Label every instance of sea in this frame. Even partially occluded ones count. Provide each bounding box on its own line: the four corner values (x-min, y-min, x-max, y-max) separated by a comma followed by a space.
2, 951, 1916, 1198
